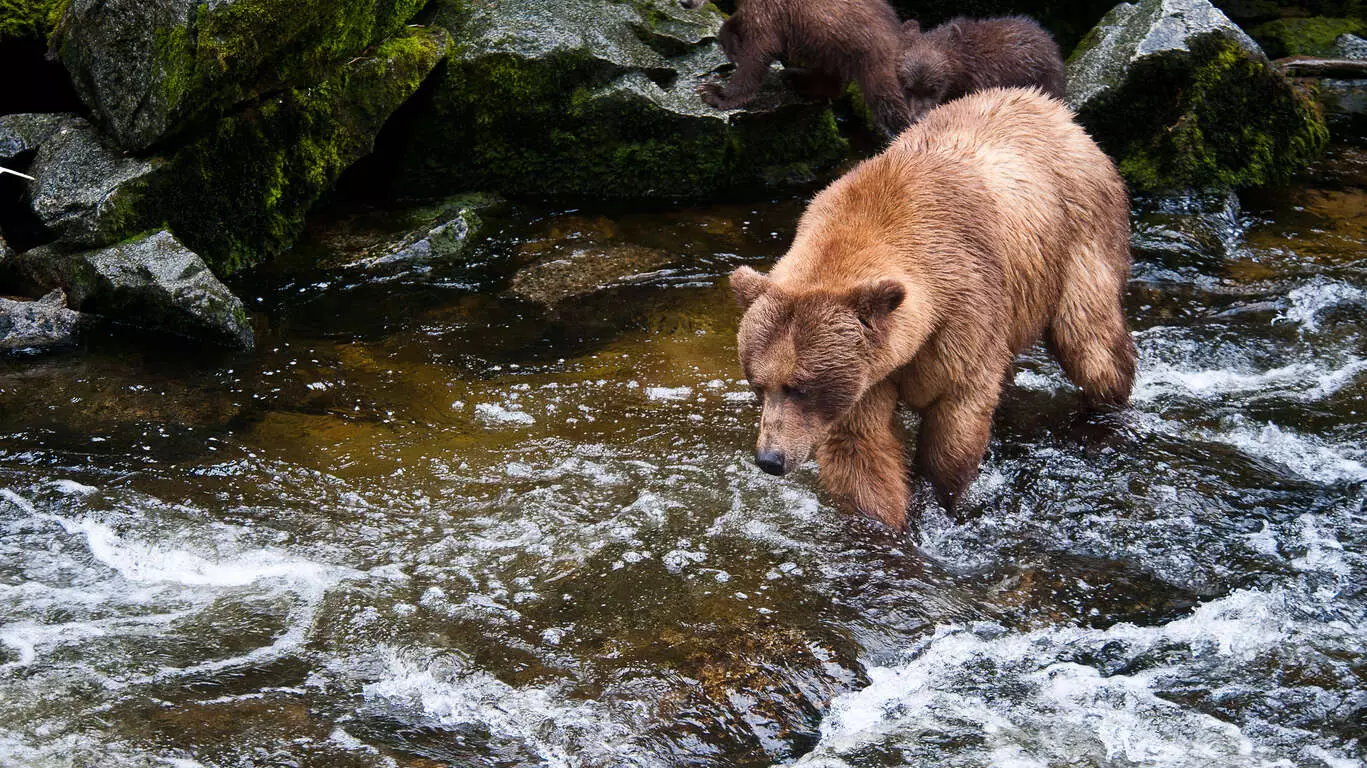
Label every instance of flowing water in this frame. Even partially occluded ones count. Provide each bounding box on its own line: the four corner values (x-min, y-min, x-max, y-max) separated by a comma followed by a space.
2, 127, 1366, 766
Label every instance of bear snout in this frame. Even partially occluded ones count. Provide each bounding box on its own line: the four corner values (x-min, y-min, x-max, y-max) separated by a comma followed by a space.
755, 449, 788, 476
677, 0, 706, 9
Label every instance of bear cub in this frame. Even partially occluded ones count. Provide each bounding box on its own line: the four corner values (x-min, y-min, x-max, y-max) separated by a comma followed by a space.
731, 88, 1135, 531
899, 16, 1066, 123
679, 0, 911, 137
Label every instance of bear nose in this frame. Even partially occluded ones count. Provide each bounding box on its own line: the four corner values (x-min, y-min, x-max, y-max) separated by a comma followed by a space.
755, 449, 787, 476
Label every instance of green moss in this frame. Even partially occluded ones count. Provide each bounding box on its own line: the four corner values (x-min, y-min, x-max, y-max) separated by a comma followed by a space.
0, 0, 63, 40
157, 26, 449, 274
1080, 34, 1328, 193
1249, 16, 1366, 57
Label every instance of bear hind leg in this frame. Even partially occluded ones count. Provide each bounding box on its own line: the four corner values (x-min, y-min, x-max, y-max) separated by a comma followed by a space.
1048, 247, 1136, 408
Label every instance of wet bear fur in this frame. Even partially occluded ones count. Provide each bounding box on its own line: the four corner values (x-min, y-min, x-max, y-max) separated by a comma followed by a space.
899, 15, 1066, 124
679, 0, 911, 137
730, 88, 1135, 530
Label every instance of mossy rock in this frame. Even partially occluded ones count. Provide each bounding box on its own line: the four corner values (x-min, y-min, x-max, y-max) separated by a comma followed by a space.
0, 0, 65, 41
53, 0, 427, 150
1249, 16, 1367, 57
154, 26, 451, 274
1068, 0, 1328, 193
388, 0, 848, 200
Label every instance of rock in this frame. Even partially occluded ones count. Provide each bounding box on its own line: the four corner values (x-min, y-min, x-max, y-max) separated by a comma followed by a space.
1249, 16, 1366, 58
1130, 190, 1243, 266
52, 0, 426, 150
390, 0, 848, 199
6, 231, 254, 349
0, 113, 68, 162
510, 243, 672, 306
0, 289, 84, 352
0, 0, 64, 42
27, 117, 158, 248
316, 196, 489, 274
1068, 0, 1328, 192
1338, 33, 1367, 60
153, 26, 451, 274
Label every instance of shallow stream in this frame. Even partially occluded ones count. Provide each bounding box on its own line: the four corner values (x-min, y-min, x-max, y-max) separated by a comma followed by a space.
2, 120, 1366, 766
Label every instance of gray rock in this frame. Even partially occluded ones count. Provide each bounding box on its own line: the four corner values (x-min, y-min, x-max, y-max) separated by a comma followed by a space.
1066, 0, 1327, 192
53, 0, 426, 150
0, 290, 85, 352
29, 118, 158, 248
1067, 0, 1263, 111
1337, 33, 1367, 60
393, 0, 848, 199
338, 204, 481, 273
9, 231, 253, 349
0, 113, 70, 163
1131, 191, 1244, 264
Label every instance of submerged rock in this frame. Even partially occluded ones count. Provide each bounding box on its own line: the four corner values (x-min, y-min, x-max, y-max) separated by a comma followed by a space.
510, 243, 671, 306
154, 26, 451, 274
6, 231, 254, 349
0, 112, 67, 162
0, 289, 84, 352
27, 117, 158, 248
1068, 0, 1328, 192
52, 0, 427, 150
391, 0, 848, 199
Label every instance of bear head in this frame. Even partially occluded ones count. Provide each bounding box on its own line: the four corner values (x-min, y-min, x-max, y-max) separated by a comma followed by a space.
897, 26, 951, 123
730, 265, 904, 476
677, 0, 707, 9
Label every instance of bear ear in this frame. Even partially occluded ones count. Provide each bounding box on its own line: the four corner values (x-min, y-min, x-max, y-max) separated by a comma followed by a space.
730, 266, 771, 310
850, 279, 905, 332
901, 19, 921, 38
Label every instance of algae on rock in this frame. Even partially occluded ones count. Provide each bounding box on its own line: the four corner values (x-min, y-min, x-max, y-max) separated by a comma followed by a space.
1250, 16, 1367, 57
154, 26, 451, 275
1068, 0, 1328, 193
390, 0, 848, 200
53, 0, 427, 150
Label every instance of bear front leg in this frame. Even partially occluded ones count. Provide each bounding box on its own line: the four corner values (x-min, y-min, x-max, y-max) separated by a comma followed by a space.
914, 387, 999, 514
815, 381, 911, 530
698, 18, 775, 110
855, 61, 911, 138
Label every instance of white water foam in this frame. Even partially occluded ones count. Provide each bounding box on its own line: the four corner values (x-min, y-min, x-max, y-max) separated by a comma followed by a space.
795, 589, 1364, 768
1276, 278, 1366, 333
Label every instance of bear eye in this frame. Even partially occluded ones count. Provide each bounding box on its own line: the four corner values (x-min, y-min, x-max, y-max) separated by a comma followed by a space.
785, 384, 810, 400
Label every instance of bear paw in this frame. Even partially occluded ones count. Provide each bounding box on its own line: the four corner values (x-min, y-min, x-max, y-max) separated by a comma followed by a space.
697, 81, 732, 109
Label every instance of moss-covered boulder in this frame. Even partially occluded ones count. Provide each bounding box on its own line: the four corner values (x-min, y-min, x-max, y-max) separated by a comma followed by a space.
389, 0, 848, 200
0, 0, 64, 42
1068, 0, 1329, 193
52, 0, 427, 150
153, 26, 450, 274
1249, 16, 1366, 57
27, 117, 159, 248
5, 230, 253, 348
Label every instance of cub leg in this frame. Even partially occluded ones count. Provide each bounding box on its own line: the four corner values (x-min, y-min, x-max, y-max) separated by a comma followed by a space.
815, 380, 911, 530
699, 15, 777, 109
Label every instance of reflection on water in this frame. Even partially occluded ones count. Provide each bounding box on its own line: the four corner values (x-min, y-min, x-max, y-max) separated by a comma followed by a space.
1, 154, 1366, 766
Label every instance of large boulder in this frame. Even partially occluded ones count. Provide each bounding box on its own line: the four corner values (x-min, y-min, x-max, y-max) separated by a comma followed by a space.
0, 289, 85, 352
5, 230, 254, 348
1068, 0, 1328, 192
153, 26, 451, 274
0, 112, 67, 162
52, 0, 427, 150
27, 117, 159, 248
389, 0, 849, 199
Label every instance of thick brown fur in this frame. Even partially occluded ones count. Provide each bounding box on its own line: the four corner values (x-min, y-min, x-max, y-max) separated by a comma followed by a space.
731, 88, 1135, 530
899, 16, 1066, 124
681, 0, 910, 136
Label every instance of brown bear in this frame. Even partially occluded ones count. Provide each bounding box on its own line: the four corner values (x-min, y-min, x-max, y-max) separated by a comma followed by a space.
679, 0, 911, 137
730, 87, 1135, 530
899, 16, 1066, 124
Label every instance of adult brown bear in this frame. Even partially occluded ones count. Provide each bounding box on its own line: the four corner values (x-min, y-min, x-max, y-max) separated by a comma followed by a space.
731, 88, 1135, 530
679, 0, 911, 136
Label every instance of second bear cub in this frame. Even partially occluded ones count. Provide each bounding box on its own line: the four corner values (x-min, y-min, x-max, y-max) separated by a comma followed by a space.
899, 16, 1066, 123
679, 0, 910, 137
